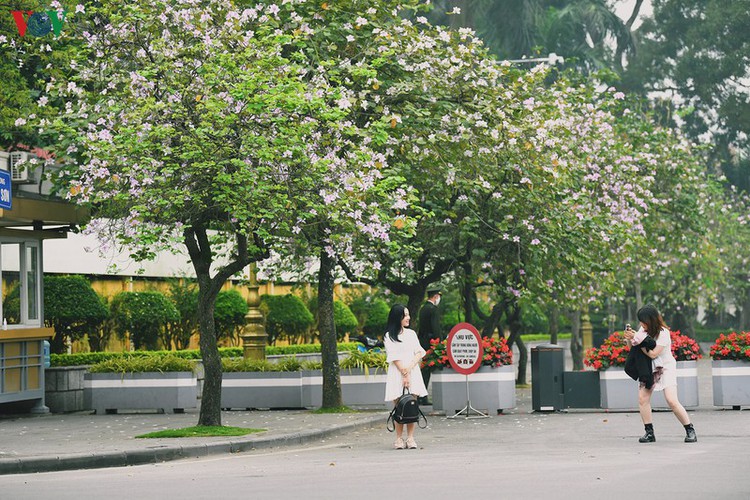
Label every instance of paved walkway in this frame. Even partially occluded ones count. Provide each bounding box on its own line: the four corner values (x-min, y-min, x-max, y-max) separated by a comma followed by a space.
0, 356, 744, 476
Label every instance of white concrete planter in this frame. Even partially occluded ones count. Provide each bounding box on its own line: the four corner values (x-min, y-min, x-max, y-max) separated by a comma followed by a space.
600, 361, 699, 410
300, 369, 388, 409
221, 372, 303, 409
652, 360, 699, 409
340, 368, 389, 409
84, 372, 198, 414
599, 368, 639, 410
432, 365, 516, 415
712, 359, 750, 408
300, 370, 323, 408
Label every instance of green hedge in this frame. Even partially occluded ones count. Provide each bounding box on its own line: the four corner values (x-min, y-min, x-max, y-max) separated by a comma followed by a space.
50, 342, 362, 367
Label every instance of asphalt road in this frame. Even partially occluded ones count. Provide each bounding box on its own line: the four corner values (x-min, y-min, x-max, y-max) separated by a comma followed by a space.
2, 405, 748, 500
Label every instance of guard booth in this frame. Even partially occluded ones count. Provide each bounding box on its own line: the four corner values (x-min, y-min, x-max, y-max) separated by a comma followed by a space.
0, 150, 88, 413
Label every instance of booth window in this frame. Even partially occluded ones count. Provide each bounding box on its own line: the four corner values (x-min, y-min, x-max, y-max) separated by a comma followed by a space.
0, 240, 42, 327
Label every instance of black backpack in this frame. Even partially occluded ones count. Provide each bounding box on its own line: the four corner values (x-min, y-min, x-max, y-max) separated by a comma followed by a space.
387, 388, 427, 431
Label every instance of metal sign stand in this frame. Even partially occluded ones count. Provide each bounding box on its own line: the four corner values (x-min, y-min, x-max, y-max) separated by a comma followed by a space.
447, 373, 488, 419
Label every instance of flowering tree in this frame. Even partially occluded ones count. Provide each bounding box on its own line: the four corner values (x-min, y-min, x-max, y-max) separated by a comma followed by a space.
38, 0, 385, 423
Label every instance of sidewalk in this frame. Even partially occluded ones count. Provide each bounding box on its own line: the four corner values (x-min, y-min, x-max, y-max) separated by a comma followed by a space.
0, 356, 734, 476
0, 408, 387, 475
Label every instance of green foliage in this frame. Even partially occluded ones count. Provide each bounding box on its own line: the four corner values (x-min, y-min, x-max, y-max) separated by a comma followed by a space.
361, 300, 390, 337
45, 275, 109, 353
214, 290, 249, 345
333, 301, 359, 340
3, 276, 108, 354
136, 426, 264, 438
110, 292, 180, 351
88, 354, 195, 373
339, 350, 388, 373
520, 301, 549, 334
165, 279, 199, 351
345, 289, 390, 337
260, 294, 314, 344
50, 344, 360, 367
222, 356, 303, 372
308, 296, 360, 340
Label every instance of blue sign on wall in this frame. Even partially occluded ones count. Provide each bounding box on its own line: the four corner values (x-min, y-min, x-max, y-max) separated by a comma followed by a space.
0, 169, 11, 210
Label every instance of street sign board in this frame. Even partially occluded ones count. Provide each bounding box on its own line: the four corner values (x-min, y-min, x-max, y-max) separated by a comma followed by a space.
446, 322, 482, 375
0, 168, 11, 210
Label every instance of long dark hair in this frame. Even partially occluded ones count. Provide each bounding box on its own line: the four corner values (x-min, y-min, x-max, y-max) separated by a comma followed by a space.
385, 304, 407, 342
637, 304, 668, 339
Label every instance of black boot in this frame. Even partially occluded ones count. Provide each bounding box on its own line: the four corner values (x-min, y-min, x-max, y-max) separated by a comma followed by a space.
639, 423, 655, 443
684, 424, 697, 443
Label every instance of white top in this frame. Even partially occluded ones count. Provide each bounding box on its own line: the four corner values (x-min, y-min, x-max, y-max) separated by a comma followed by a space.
654, 327, 675, 367
641, 326, 676, 391
383, 328, 427, 401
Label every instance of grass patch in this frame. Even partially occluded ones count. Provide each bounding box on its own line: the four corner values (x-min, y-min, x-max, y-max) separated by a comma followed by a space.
136, 425, 265, 439
311, 406, 357, 414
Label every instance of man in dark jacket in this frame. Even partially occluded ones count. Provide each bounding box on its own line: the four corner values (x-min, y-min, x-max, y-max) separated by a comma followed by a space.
417, 285, 443, 405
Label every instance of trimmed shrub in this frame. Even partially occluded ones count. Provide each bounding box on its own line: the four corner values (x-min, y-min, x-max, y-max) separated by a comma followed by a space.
110, 291, 180, 350
361, 299, 389, 337
165, 279, 199, 350
3, 275, 108, 354
333, 300, 359, 340
260, 294, 314, 344
214, 289, 249, 345
46, 275, 109, 354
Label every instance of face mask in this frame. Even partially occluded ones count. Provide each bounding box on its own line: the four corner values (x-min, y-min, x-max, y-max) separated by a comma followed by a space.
434, 296, 441, 306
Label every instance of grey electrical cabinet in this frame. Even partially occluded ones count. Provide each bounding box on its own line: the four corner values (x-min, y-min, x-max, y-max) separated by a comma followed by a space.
531, 343, 564, 411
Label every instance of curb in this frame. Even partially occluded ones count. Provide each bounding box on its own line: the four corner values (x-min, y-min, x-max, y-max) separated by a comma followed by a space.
0, 412, 387, 476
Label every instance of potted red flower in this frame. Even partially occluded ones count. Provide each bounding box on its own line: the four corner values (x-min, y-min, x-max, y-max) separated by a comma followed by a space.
710, 332, 750, 409
425, 335, 515, 415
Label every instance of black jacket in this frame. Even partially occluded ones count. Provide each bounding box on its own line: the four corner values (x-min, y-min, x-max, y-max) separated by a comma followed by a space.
417, 301, 441, 351
624, 335, 657, 389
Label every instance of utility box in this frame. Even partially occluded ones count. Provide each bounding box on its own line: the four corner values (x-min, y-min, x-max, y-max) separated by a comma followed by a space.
531, 343, 564, 411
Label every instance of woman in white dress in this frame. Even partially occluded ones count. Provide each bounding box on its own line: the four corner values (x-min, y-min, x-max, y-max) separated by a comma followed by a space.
384, 304, 427, 450
624, 304, 697, 443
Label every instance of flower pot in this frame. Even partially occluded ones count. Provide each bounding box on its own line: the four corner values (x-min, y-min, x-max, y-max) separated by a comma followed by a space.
432, 365, 515, 415
712, 359, 750, 408
84, 371, 198, 414
221, 372, 303, 409
651, 360, 699, 409
599, 368, 639, 410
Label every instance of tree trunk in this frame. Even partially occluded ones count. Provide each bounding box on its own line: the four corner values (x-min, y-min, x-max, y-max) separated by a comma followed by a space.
318, 249, 342, 408
481, 302, 504, 339
634, 274, 643, 311
184, 225, 254, 427
569, 310, 583, 371
407, 288, 427, 332
196, 286, 222, 426
548, 298, 559, 345
505, 304, 527, 385
51, 329, 66, 354
670, 307, 696, 338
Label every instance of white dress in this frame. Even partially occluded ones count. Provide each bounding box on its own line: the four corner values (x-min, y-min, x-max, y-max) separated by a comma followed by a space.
383, 328, 427, 402
652, 327, 677, 391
